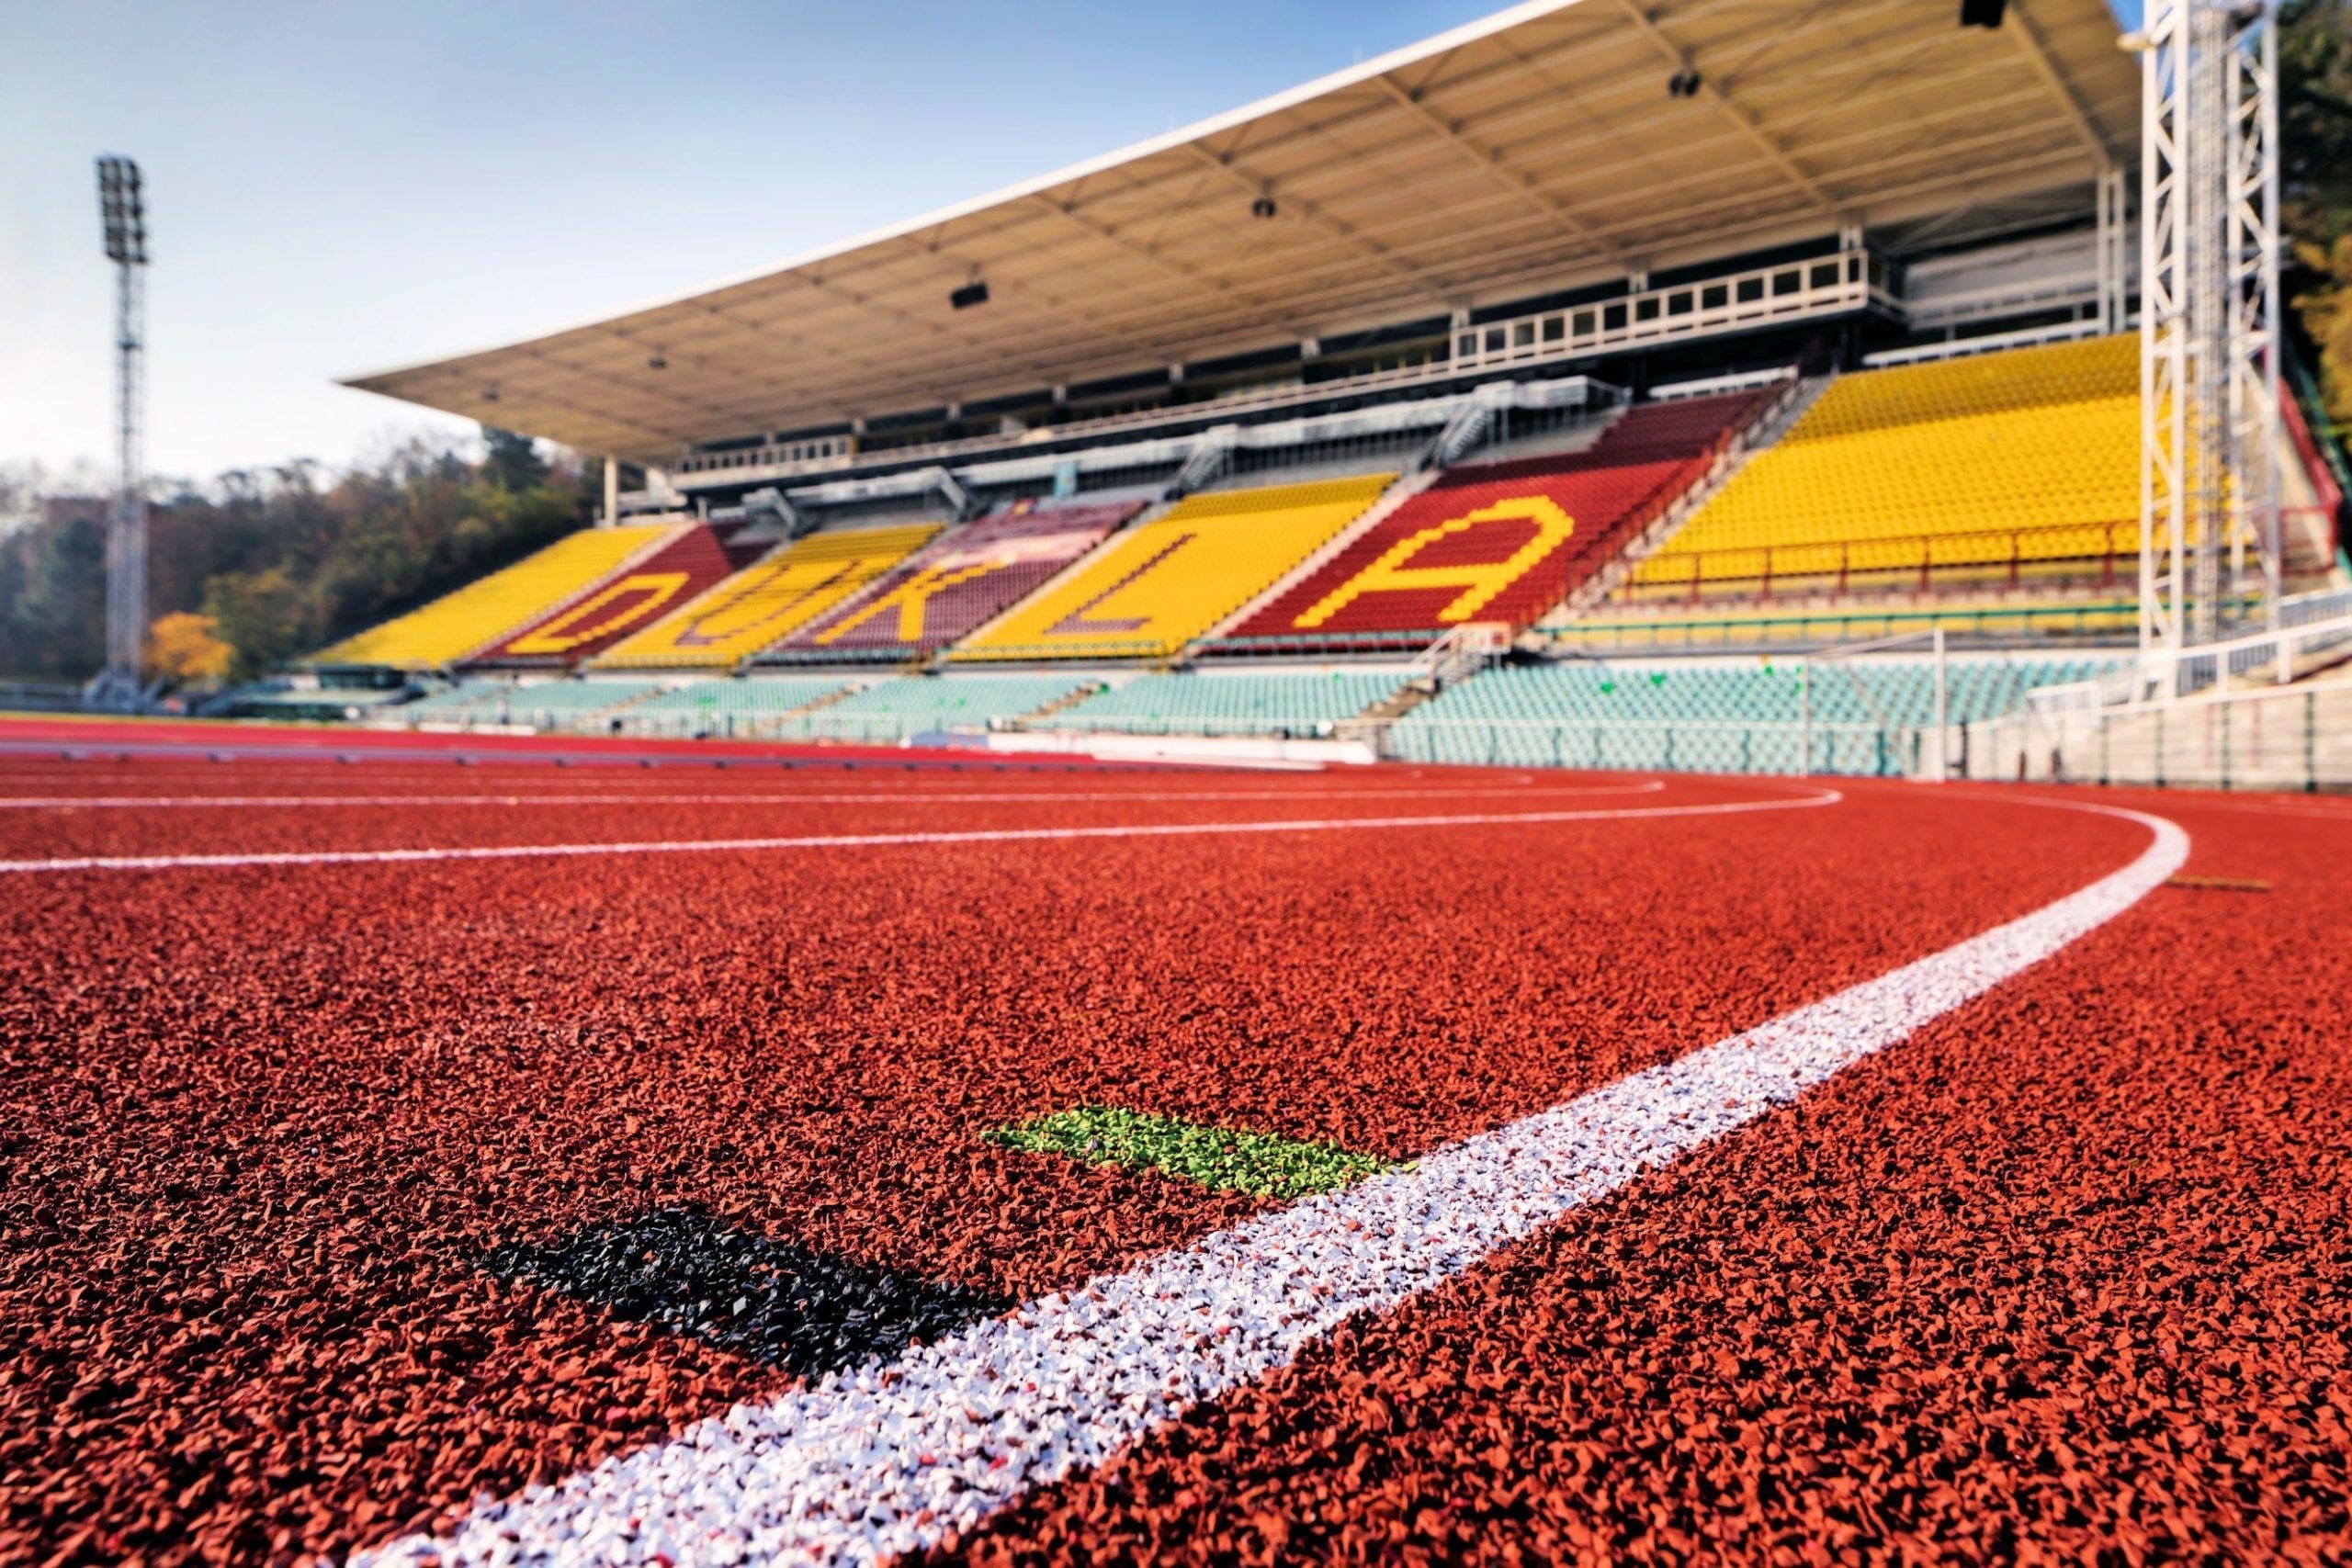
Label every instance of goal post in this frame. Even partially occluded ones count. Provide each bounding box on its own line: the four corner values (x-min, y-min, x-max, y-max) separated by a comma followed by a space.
1805, 628, 1952, 782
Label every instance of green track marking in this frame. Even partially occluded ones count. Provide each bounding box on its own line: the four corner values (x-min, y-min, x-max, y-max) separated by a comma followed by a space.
983, 1105, 1394, 1200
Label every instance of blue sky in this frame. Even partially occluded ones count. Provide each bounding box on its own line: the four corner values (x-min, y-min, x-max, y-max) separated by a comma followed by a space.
1, 0, 2138, 484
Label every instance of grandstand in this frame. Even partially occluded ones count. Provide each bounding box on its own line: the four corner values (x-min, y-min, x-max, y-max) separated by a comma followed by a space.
955, 476, 1395, 661
593, 522, 942, 669
312, 0, 2343, 781
311, 525, 679, 671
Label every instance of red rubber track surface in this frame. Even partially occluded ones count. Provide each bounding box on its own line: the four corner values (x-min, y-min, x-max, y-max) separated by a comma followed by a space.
0, 758, 2343, 1564
0, 715, 1159, 773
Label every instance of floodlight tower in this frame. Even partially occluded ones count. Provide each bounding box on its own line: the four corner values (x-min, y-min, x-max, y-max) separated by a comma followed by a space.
89, 155, 150, 710
2136, 0, 2282, 669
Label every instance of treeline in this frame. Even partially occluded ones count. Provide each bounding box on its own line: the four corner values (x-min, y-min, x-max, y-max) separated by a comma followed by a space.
0, 432, 598, 684
2287, 0, 2352, 445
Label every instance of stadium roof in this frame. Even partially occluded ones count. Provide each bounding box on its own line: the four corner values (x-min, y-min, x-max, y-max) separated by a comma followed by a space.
345, 0, 2138, 463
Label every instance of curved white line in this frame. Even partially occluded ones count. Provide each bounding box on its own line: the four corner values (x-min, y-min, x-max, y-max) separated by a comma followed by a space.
357, 797, 2185, 1568
0, 785, 1821, 875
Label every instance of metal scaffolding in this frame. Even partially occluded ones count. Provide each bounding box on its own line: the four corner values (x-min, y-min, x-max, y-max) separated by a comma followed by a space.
2137, 0, 2282, 668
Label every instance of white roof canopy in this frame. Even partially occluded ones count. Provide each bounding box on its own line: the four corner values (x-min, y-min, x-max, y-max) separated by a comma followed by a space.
345, 0, 2137, 462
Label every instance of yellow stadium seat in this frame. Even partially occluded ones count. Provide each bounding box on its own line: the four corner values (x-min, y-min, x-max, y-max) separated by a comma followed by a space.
952, 474, 1395, 660
592, 522, 943, 669
311, 525, 679, 670
1633, 335, 2146, 591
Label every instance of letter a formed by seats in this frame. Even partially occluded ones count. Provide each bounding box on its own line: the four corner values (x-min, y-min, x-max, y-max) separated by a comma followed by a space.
1294, 496, 1575, 629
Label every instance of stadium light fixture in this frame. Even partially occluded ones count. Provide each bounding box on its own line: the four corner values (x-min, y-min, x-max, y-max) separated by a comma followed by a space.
949, 279, 990, 310
1959, 0, 2007, 26
96, 156, 147, 265
1251, 193, 1278, 220
646, 350, 669, 369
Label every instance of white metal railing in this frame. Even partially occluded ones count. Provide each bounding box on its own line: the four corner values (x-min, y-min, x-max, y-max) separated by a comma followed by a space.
1409, 624, 1509, 688
2167, 611, 2352, 696
1385, 716, 1913, 776
2026, 593, 2352, 718
1647, 367, 1799, 401
675, 434, 856, 479
1862, 317, 2114, 369
1452, 251, 1894, 376
1026, 713, 1363, 739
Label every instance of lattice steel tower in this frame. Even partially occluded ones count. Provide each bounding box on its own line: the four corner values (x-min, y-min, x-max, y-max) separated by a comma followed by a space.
2137, 0, 2282, 660
90, 155, 150, 710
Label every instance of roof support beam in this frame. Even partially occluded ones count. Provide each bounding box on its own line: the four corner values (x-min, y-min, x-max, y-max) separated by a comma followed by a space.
893, 233, 1181, 365
1612, 0, 1840, 218
1025, 194, 1325, 339
1372, 73, 1625, 266
2001, 0, 2118, 168
1180, 141, 1455, 311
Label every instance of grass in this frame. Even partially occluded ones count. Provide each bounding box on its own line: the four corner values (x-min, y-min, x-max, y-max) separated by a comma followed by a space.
983, 1105, 1393, 1200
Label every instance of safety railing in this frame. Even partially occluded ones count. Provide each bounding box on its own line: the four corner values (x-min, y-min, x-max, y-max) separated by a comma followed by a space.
1451, 251, 1894, 375
1025, 711, 1364, 739
2027, 606, 2352, 716
1860, 317, 2111, 367
1544, 600, 2143, 653
0, 680, 91, 714
1382, 716, 1914, 777
1965, 676, 2352, 792
1632, 521, 2143, 603
2157, 610, 2352, 699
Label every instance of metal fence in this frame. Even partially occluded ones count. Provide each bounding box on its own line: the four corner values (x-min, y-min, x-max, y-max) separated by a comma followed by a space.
1964, 677, 2352, 791
1385, 718, 1917, 776
0, 680, 89, 713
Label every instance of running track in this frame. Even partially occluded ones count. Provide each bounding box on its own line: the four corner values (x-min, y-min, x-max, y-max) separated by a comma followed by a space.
0, 751, 2345, 1563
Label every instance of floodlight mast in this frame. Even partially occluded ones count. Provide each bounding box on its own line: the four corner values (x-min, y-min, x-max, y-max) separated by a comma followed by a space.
2137, 0, 2282, 680
91, 155, 149, 709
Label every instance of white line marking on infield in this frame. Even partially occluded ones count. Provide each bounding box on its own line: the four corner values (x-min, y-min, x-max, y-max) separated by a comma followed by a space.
356, 796, 2185, 1568
0, 786, 1825, 874
0, 782, 1666, 809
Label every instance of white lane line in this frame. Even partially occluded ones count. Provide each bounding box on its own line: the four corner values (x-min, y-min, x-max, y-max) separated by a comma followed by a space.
0, 783, 1666, 810
0, 787, 1826, 874
358, 796, 2186, 1568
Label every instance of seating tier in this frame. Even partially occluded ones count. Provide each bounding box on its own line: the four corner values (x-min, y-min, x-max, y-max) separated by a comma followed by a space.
470, 525, 744, 667
311, 525, 678, 671
769, 502, 1140, 662
1226, 392, 1764, 649
953, 475, 1394, 661
592, 523, 944, 669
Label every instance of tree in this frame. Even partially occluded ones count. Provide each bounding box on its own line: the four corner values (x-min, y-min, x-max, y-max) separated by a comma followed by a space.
146, 611, 234, 686
481, 428, 550, 492
14, 513, 107, 678
2282, 1, 2352, 438
201, 567, 310, 682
